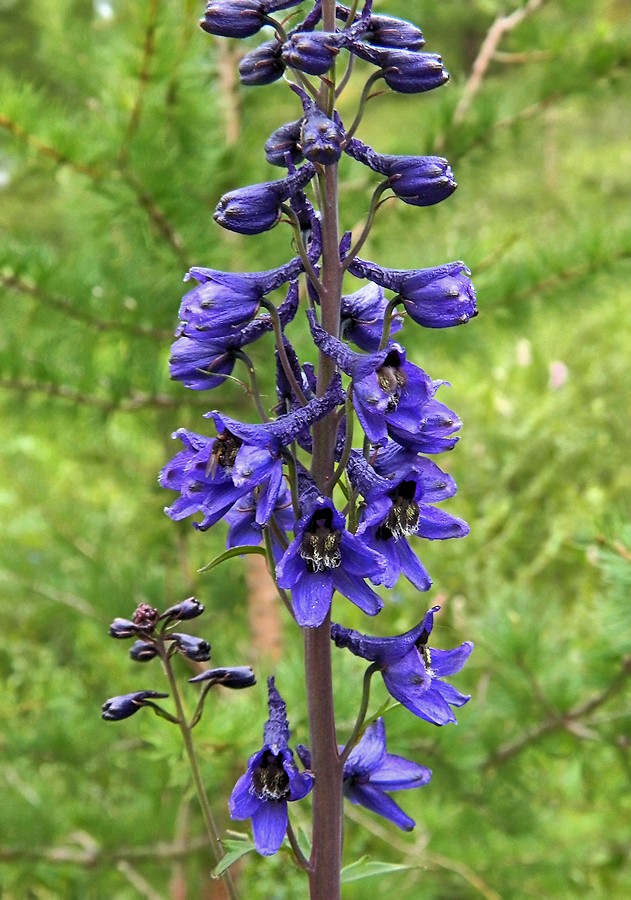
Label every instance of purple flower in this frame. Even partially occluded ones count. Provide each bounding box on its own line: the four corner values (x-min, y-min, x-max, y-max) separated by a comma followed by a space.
176, 258, 301, 343
308, 312, 439, 448
265, 119, 303, 167
225, 486, 294, 559
348, 256, 478, 329
340, 281, 403, 351
275, 495, 386, 627
214, 164, 315, 235
347, 451, 468, 591
108, 617, 153, 639
160, 376, 342, 531
360, 15, 425, 52
160, 428, 255, 532
345, 138, 457, 207
171, 280, 299, 391
129, 641, 159, 662
229, 677, 313, 856
332, 606, 473, 725
289, 84, 345, 166
101, 690, 169, 721
207, 373, 344, 525
343, 718, 431, 830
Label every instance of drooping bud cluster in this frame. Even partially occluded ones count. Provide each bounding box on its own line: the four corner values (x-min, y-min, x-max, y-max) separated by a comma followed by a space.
155, 0, 476, 864
101, 598, 255, 722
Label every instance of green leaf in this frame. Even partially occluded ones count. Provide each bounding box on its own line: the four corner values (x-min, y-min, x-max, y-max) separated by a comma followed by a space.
212, 840, 257, 877
198, 545, 268, 574
341, 857, 420, 884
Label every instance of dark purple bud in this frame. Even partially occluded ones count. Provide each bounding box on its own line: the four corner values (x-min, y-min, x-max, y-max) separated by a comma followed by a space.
239, 39, 286, 86
345, 138, 457, 207
364, 15, 425, 51
351, 42, 448, 94
189, 666, 256, 689
101, 690, 169, 721
382, 50, 448, 94
129, 640, 159, 662
160, 596, 205, 622
200, 0, 301, 39
282, 32, 345, 76
348, 257, 477, 329
401, 265, 478, 327
170, 633, 212, 662
214, 165, 315, 235
265, 120, 304, 167
109, 617, 152, 639
300, 104, 344, 166
387, 156, 457, 207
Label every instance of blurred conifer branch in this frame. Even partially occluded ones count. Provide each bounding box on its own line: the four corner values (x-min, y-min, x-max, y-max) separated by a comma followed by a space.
119, 0, 160, 166
453, 0, 546, 125
482, 656, 631, 769
0, 377, 192, 412
0, 272, 171, 340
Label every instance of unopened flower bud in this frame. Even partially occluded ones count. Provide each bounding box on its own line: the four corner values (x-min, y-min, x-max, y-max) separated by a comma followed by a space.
282, 32, 344, 76
301, 107, 344, 166
160, 597, 205, 622
200, 1, 269, 39
171, 633, 212, 662
189, 666, 256, 689
239, 39, 286, 86
214, 165, 315, 235
101, 690, 169, 721
265, 120, 303, 167
129, 640, 159, 662
109, 617, 151, 639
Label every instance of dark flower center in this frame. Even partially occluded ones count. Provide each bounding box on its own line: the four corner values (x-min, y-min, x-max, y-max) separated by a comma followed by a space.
207, 430, 242, 476
300, 507, 342, 573
377, 351, 406, 412
252, 750, 290, 801
375, 480, 420, 541
415, 628, 432, 670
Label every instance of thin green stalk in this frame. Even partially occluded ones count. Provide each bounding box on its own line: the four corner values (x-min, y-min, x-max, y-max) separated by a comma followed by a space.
329, 391, 355, 493
159, 646, 239, 900
342, 70, 384, 144
378, 296, 403, 350
280, 202, 324, 295
286, 819, 311, 871
260, 298, 309, 406
340, 663, 379, 765
234, 349, 270, 422
342, 182, 389, 270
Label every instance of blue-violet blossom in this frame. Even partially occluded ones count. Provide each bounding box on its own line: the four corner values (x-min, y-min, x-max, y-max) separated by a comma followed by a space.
332, 606, 473, 725
229, 677, 313, 856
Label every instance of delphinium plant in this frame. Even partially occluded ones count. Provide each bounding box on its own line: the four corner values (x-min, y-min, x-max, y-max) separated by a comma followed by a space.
102, 1, 477, 897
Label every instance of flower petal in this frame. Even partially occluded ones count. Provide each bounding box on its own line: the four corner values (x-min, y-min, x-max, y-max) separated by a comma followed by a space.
345, 782, 416, 831
251, 800, 288, 856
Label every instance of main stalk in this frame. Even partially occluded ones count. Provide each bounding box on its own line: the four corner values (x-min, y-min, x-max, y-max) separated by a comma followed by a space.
304, 3, 345, 893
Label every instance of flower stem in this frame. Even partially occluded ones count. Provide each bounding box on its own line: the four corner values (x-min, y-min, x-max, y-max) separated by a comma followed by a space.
304, 10, 345, 890
340, 663, 379, 765
159, 646, 239, 900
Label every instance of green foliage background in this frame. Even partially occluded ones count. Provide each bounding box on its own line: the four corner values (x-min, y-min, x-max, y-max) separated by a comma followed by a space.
1, 0, 631, 896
